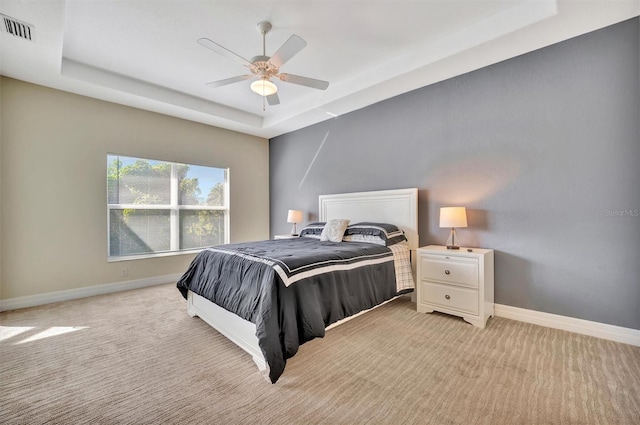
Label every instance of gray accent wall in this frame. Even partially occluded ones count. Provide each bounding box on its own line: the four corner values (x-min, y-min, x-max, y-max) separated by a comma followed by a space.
270, 18, 640, 330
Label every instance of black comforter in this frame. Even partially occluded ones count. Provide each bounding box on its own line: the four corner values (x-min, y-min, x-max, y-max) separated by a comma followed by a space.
177, 237, 397, 383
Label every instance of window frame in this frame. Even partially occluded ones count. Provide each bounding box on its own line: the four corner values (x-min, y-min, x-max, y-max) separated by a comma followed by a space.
107, 154, 229, 262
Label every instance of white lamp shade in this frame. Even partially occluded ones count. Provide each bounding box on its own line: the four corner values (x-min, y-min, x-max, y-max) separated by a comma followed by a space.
287, 209, 303, 224
251, 78, 277, 96
439, 207, 468, 228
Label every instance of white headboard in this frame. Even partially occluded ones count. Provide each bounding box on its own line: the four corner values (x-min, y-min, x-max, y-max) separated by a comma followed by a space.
319, 188, 419, 250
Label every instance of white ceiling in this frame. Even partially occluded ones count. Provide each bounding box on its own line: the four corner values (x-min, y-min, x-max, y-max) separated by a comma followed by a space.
1, 1, 638, 139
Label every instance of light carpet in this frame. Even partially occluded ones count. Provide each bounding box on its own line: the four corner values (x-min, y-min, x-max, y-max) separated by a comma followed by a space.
1, 284, 639, 424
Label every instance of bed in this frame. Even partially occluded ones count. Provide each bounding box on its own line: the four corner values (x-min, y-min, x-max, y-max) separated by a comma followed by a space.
177, 188, 419, 383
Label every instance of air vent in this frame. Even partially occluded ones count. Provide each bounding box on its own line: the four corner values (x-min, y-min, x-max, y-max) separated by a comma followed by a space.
1, 14, 35, 41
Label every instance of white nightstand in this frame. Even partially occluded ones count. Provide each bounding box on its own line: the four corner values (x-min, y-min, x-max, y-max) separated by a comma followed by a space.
416, 245, 494, 328
274, 234, 299, 240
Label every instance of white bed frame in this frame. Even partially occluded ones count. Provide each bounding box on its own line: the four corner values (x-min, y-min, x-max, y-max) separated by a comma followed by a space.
186, 188, 419, 372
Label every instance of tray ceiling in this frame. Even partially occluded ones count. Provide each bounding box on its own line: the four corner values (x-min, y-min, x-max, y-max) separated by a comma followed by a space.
1, 1, 638, 138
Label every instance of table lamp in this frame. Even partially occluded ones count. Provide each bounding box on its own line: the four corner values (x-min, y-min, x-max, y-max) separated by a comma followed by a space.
439, 207, 467, 249
287, 209, 303, 236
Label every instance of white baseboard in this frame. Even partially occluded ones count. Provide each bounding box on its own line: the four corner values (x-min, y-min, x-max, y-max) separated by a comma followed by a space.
495, 304, 640, 347
0, 273, 183, 312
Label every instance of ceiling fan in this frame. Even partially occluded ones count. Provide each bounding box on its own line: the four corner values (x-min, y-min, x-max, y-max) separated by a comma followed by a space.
197, 21, 329, 106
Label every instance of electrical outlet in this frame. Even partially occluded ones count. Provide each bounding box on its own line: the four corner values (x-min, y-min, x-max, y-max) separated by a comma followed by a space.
120, 268, 128, 277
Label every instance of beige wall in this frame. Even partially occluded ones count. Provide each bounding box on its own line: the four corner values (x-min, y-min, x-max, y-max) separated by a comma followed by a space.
0, 77, 269, 300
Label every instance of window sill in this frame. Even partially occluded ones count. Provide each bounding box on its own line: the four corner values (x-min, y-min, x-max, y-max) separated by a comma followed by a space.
108, 249, 203, 263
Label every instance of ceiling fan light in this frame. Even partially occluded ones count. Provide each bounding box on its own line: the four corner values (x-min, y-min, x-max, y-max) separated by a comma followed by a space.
250, 78, 277, 96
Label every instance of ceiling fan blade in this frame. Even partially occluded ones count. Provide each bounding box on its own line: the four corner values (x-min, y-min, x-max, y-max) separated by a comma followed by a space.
279, 73, 329, 90
266, 92, 280, 106
269, 35, 307, 68
206, 75, 253, 88
197, 38, 252, 66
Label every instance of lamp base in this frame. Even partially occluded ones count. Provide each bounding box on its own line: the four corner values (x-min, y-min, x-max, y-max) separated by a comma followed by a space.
445, 228, 461, 250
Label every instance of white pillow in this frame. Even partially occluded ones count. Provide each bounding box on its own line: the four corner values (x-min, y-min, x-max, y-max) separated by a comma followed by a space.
342, 234, 386, 246
320, 219, 350, 242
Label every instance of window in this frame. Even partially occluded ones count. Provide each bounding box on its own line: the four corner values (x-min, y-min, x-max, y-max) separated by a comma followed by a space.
107, 154, 228, 260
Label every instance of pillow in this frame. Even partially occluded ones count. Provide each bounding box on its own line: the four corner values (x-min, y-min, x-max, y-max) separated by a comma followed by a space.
344, 222, 407, 246
320, 219, 350, 242
342, 234, 386, 246
300, 222, 325, 239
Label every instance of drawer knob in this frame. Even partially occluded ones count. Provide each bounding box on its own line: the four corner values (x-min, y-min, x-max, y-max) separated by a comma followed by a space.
444, 270, 451, 275
445, 295, 451, 300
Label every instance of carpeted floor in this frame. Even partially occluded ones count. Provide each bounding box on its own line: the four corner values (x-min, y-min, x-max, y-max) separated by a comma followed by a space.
1, 283, 639, 424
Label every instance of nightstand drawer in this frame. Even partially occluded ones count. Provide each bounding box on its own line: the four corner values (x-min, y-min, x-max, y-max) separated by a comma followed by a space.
420, 255, 479, 288
420, 282, 479, 315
